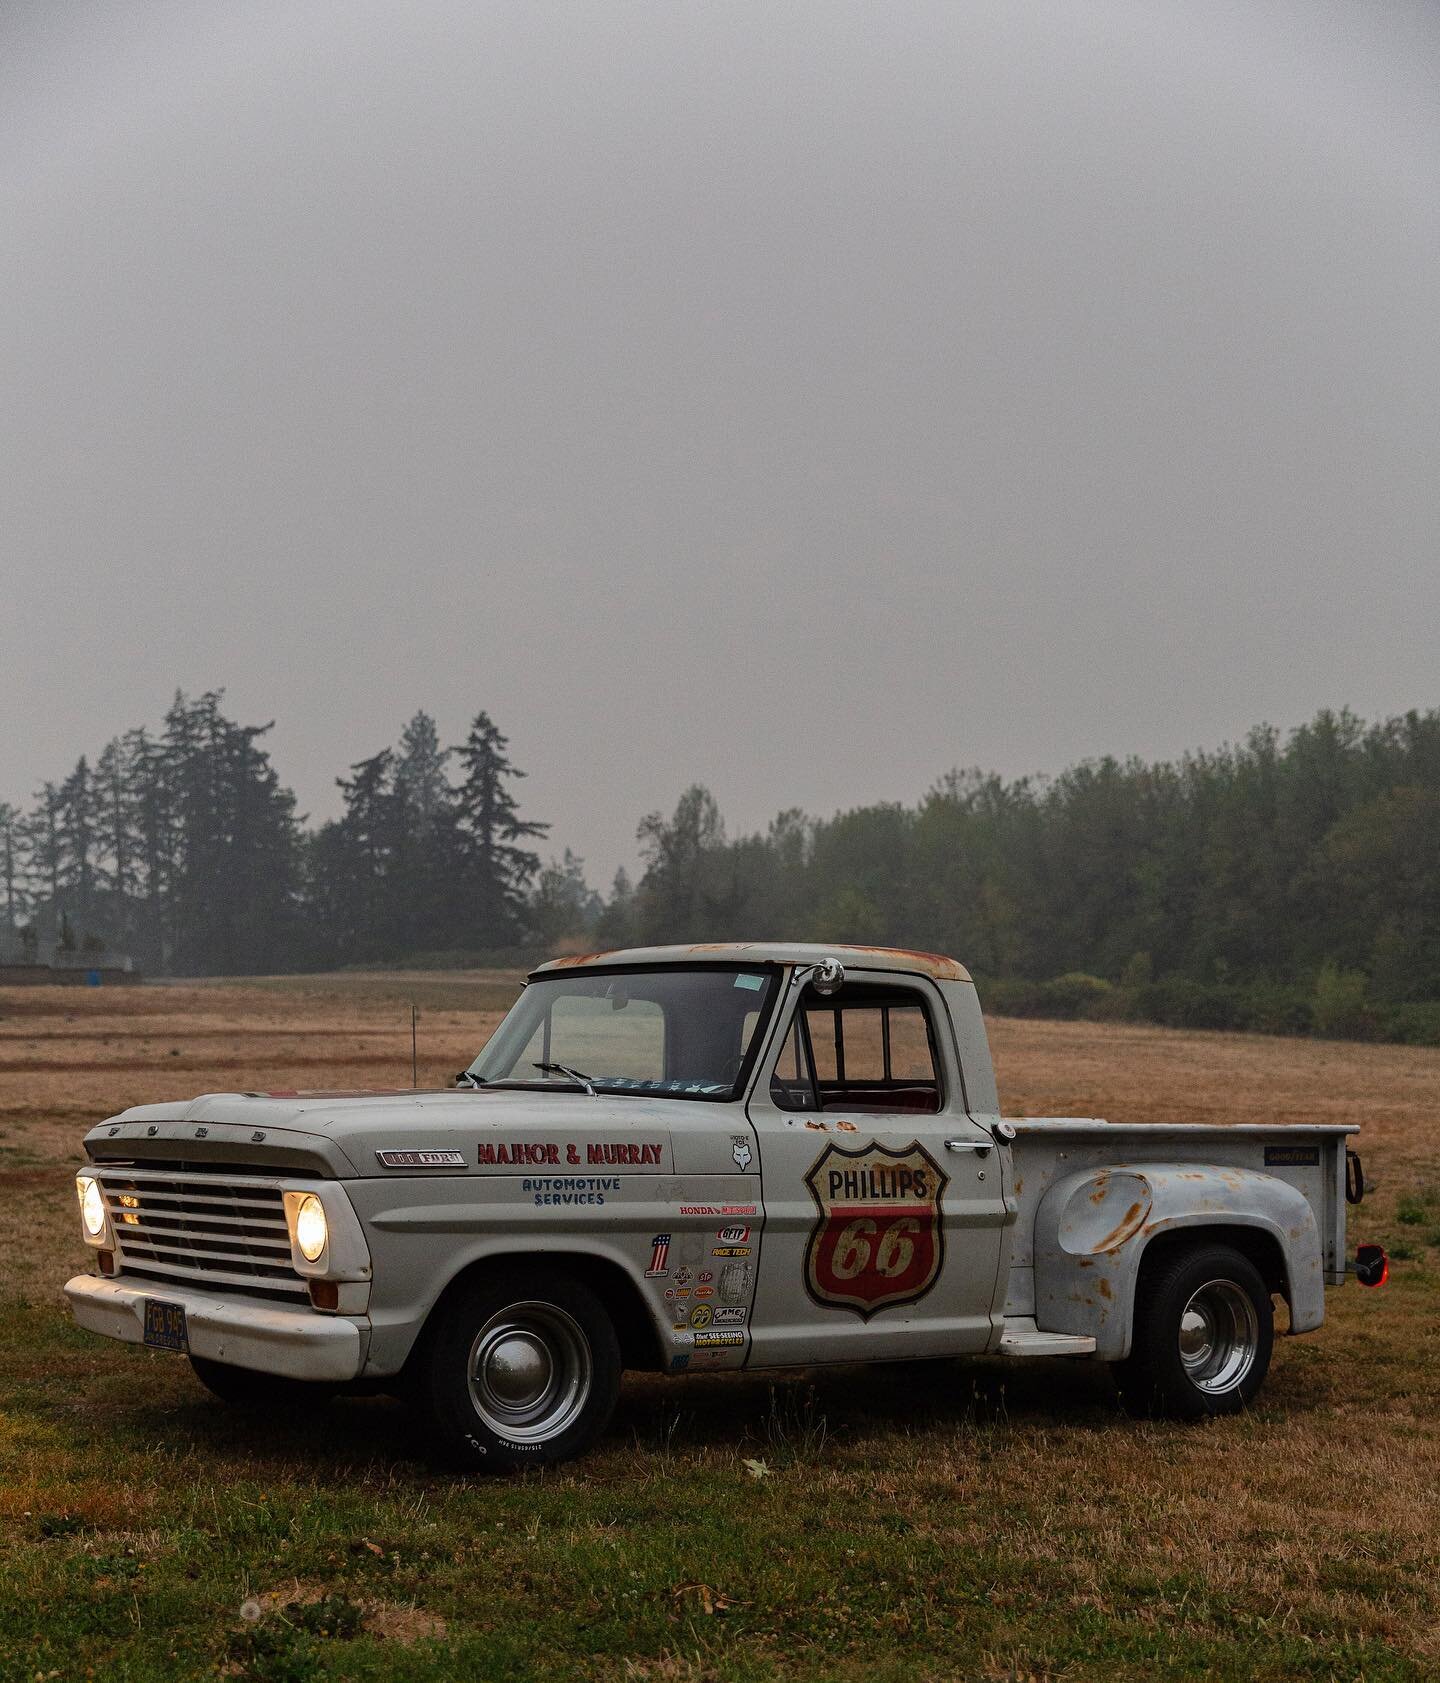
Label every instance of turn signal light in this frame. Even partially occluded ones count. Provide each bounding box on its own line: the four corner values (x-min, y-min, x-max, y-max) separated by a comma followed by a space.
97, 1250, 115, 1276
1355, 1244, 1388, 1288
308, 1279, 340, 1311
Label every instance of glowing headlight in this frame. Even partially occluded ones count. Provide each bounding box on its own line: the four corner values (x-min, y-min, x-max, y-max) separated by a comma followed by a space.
77, 1174, 106, 1238
294, 1193, 328, 1262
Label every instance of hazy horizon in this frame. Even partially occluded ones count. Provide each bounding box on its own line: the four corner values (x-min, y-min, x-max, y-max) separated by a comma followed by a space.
5, 1, 1437, 883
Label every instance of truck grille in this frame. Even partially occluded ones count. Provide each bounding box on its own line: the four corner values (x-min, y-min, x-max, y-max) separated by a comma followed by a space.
98, 1168, 305, 1300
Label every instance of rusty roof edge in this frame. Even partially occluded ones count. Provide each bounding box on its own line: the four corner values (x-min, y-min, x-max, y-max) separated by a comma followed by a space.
530, 942, 971, 983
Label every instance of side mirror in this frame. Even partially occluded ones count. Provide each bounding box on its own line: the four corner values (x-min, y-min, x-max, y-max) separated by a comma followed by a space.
811, 957, 844, 996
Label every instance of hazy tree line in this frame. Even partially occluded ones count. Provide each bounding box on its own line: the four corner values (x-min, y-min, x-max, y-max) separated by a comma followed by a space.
614, 711, 1440, 1040
0, 693, 558, 975
5, 698, 1440, 1037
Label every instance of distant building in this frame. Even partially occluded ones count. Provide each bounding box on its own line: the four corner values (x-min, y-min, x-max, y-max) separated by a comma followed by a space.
0, 932, 140, 985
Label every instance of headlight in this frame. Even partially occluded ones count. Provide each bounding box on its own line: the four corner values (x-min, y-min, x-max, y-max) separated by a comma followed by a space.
294, 1193, 328, 1262
77, 1174, 106, 1239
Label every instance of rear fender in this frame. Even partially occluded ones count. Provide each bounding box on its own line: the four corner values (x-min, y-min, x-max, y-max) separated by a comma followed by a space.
1032, 1163, 1323, 1360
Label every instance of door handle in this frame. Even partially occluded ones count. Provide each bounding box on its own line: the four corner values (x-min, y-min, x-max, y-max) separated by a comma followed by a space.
944, 1138, 992, 1157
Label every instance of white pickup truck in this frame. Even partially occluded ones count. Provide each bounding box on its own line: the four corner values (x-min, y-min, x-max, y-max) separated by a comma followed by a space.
65, 943, 1385, 1469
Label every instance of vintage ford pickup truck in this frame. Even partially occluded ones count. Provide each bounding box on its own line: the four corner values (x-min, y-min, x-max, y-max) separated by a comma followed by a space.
65, 944, 1385, 1468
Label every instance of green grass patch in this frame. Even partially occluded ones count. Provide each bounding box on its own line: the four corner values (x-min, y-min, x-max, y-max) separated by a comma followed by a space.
3, 1289, 1440, 1682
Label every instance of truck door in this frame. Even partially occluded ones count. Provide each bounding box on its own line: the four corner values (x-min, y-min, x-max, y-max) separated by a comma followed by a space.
744, 970, 1007, 1367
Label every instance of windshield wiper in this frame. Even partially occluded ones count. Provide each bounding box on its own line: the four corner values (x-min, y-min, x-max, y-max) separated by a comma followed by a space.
455, 1070, 489, 1089
532, 1061, 599, 1097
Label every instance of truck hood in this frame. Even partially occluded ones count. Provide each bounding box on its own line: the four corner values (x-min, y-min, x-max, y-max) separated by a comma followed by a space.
84, 1087, 714, 1178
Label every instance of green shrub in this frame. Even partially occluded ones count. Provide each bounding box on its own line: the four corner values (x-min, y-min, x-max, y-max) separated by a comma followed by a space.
1037, 973, 1113, 1018
1237, 981, 1313, 1037
1135, 977, 1244, 1031
1381, 1001, 1440, 1046
1397, 1198, 1427, 1226
1312, 960, 1377, 1040
976, 977, 1047, 1018
984, 965, 1440, 1046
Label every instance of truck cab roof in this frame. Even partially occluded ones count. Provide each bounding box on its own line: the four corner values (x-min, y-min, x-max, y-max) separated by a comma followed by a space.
530, 942, 972, 983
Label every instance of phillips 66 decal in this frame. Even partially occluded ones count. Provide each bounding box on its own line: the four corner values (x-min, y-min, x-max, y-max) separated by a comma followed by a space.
803, 1140, 949, 1318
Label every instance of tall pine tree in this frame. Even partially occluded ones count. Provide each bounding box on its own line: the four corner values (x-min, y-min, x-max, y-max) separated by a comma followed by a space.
451, 712, 547, 945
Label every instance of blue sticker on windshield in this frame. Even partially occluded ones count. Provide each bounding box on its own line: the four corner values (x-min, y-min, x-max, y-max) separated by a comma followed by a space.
733, 973, 765, 991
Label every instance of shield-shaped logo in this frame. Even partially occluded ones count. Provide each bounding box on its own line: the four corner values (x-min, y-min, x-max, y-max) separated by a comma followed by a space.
803, 1140, 949, 1319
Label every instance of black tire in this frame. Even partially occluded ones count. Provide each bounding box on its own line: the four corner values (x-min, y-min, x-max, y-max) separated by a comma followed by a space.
188, 1355, 337, 1409
416, 1264, 621, 1472
1113, 1243, 1274, 1420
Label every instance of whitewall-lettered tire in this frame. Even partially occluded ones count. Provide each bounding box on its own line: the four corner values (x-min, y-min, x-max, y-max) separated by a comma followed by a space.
417, 1265, 621, 1471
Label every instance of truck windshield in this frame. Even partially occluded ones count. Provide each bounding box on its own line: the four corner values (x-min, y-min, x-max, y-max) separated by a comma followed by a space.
465, 966, 780, 1101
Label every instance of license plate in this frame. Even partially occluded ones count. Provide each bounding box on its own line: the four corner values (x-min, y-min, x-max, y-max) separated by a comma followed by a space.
142, 1298, 189, 1352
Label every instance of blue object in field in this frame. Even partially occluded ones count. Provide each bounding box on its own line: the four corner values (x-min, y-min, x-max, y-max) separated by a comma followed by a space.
85, 970, 101, 987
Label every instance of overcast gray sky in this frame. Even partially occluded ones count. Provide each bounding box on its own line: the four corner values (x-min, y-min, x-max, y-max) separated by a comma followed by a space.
3, 1, 1437, 885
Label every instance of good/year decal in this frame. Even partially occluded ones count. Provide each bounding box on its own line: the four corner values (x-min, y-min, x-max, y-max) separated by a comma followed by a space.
803, 1140, 949, 1319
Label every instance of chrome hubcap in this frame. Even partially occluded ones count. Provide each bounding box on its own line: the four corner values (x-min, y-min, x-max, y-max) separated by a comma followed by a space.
1178, 1278, 1259, 1395
467, 1302, 591, 1442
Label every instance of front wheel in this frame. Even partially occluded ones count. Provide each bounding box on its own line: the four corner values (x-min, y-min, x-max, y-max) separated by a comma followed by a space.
416, 1266, 621, 1471
1113, 1243, 1274, 1419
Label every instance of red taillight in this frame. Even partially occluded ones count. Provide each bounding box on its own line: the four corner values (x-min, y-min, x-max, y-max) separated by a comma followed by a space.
1355, 1243, 1388, 1288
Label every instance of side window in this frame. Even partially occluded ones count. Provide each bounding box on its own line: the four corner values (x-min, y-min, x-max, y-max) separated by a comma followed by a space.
805, 1009, 839, 1082
887, 1005, 934, 1080
769, 1015, 818, 1111
772, 987, 942, 1114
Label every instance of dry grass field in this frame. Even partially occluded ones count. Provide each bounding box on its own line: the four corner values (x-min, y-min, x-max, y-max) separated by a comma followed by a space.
1, 975, 1437, 1681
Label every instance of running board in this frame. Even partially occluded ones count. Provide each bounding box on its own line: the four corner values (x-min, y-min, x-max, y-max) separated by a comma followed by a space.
998, 1317, 1097, 1357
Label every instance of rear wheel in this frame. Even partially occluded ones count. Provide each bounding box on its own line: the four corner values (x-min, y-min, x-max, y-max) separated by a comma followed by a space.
188, 1355, 337, 1409
416, 1265, 621, 1471
1113, 1243, 1274, 1419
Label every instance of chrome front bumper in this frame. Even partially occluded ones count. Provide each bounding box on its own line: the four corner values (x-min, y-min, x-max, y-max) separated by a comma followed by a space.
65, 1274, 367, 1381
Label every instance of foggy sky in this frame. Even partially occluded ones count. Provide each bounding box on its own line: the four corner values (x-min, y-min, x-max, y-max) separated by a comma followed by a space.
3, 1, 1437, 886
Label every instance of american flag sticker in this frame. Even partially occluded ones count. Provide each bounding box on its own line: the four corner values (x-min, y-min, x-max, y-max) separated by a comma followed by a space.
646, 1233, 671, 1277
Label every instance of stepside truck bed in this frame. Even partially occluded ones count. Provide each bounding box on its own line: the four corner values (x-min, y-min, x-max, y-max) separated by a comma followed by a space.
1000, 1122, 1355, 1356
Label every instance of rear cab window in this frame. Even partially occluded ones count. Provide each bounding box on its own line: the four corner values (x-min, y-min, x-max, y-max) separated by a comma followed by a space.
769, 984, 943, 1113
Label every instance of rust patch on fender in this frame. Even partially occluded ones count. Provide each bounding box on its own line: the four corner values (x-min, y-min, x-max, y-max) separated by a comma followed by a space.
1098, 1278, 1113, 1300
1096, 1202, 1147, 1252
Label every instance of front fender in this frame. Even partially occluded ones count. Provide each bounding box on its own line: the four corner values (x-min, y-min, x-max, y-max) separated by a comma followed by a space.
1032, 1163, 1324, 1360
